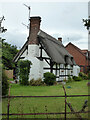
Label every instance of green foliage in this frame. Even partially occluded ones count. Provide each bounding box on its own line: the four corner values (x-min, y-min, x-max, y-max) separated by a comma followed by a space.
2, 70, 9, 96
30, 78, 45, 86
2, 39, 18, 69
83, 19, 90, 30
88, 72, 90, 80
79, 72, 88, 80
43, 72, 56, 86
2, 80, 88, 119
67, 75, 73, 83
18, 60, 32, 85
73, 76, 82, 81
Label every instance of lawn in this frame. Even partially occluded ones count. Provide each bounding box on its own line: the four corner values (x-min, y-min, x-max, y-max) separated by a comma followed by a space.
2, 80, 89, 119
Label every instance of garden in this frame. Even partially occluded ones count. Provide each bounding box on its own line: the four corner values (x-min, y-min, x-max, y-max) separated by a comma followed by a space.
2, 69, 90, 119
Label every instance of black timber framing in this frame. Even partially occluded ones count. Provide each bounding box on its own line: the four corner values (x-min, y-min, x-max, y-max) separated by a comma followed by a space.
50, 59, 54, 73
38, 41, 73, 79
57, 75, 73, 78
38, 41, 55, 73
44, 67, 73, 70
56, 63, 58, 75
44, 66, 73, 78
39, 45, 43, 60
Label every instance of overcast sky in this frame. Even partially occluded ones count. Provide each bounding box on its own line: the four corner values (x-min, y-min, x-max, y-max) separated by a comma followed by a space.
0, 1, 88, 49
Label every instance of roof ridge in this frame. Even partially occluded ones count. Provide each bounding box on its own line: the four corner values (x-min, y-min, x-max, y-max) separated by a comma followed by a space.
38, 29, 63, 46
66, 42, 86, 57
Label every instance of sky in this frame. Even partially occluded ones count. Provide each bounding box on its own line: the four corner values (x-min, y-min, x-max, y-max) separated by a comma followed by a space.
0, 1, 89, 50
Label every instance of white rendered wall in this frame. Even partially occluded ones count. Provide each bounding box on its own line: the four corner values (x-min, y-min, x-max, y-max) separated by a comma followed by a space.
28, 57, 43, 80
28, 45, 43, 80
73, 65, 80, 76
20, 49, 28, 58
28, 45, 39, 57
20, 44, 80, 81
42, 49, 51, 73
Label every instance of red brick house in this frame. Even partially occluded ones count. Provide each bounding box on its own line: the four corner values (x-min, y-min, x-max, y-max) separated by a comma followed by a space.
65, 42, 90, 73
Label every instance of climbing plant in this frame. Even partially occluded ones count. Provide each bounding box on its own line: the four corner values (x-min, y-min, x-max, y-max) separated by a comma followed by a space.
18, 60, 32, 85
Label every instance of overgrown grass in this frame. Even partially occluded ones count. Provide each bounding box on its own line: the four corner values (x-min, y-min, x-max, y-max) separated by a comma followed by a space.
2, 80, 89, 119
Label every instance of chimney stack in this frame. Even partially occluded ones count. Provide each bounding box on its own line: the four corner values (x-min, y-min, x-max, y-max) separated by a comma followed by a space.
58, 37, 62, 42
29, 16, 41, 45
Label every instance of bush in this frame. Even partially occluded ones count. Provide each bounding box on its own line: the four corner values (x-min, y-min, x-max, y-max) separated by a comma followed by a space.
43, 72, 56, 86
30, 78, 45, 86
2, 70, 9, 96
73, 76, 82, 81
29, 79, 35, 86
79, 72, 88, 80
18, 60, 32, 85
67, 75, 73, 83
88, 72, 90, 80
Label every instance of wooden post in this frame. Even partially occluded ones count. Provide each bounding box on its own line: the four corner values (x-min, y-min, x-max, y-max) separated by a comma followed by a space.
7, 87, 11, 120
63, 85, 67, 120
7, 103, 9, 120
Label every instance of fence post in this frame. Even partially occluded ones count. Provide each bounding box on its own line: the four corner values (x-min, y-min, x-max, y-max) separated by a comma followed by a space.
7, 87, 11, 120
63, 85, 67, 120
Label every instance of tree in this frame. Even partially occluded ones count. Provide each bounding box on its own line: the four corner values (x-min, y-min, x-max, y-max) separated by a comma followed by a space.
2, 70, 9, 96
83, 18, 90, 30
2, 39, 18, 69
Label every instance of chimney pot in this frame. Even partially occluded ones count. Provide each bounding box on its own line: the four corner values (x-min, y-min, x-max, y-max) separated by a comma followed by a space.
58, 37, 62, 42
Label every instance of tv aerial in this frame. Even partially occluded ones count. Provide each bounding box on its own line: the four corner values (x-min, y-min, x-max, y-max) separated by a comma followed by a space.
22, 4, 31, 29
23, 4, 31, 21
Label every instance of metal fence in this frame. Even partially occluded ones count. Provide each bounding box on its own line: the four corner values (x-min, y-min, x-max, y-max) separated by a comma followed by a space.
2, 86, 90, 120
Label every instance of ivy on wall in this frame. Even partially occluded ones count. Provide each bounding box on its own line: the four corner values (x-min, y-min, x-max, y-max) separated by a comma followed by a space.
18, 60, 32, 85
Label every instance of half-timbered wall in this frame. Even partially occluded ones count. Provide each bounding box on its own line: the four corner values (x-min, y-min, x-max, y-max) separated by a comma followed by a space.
20, 42, 80, 81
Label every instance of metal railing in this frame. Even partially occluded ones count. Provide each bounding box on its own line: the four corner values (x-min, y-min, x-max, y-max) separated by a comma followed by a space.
1, 86, 90, 120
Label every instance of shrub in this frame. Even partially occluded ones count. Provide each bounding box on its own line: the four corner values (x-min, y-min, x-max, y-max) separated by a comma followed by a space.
67, 75, 73, 83
29, 79, 35, 86
73, 76, 82, 81
79, 72, 88, 80
18, 60, 32, 85
88, 72, 90, 80
2, 70, 9, 96
54, 81, 58, 85
30, 78, 45, 86
43, 72, 56, 86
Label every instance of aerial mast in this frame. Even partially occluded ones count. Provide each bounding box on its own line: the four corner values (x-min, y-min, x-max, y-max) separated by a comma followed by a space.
23, 4, 31, 22
23, 4, 31, 29
23, 4, 31, 38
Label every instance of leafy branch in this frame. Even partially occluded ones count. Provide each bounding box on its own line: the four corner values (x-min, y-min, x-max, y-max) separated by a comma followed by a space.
83, 17, 90, 30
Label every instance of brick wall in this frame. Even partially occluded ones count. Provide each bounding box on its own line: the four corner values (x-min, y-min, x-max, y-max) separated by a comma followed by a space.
66, 43, 88, 73
28, 17, 41, 45
66, 44, 86, 65
5, 70, 13, 79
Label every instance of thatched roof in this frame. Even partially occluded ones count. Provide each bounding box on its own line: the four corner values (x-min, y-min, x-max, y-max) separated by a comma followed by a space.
13, 29, 76, 65
38, 30, 76, 65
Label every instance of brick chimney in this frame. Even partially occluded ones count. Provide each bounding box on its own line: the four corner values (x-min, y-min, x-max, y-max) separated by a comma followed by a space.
58, 37, 62, 42
28, 16, 41, 57
29, 16, 41, 45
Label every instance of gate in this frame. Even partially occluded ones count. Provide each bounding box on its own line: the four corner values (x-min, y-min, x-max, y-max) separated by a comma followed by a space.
1, 86, 90, 120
